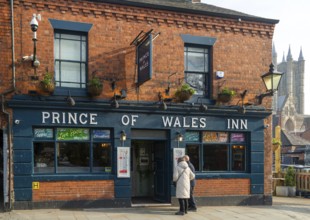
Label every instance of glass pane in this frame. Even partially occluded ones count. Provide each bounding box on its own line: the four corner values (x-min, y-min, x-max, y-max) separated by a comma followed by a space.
55, 61, 60, 86
204, 54, 209, 72
54, 38, 59, 59
61, 34, 81, 41
187, 52, 205, 72
232, 145, 246, 171
203, 132, 228, 143
187, 47, 205, 53
93, 130, 111, 139
34, 128, 53, 139
82, 41, 86, 61
57, 128, 89, 141
57, 142, 90, 173
186, 144, 200, 171
93, 143, 112, 173
34, 142, 55, 173
203, 144, 228, 171
185, 131, 199, 142
186, 73, 204, 95
60, 62, 81, 87
230, 133, 245, 142
81, 63, 86, 87
60, 39, 81, 61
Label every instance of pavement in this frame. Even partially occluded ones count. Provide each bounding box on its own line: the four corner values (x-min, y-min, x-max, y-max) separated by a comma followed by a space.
1, 196, 310, 220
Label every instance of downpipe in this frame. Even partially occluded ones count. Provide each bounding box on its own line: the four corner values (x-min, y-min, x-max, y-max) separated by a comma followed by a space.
0, 0, 16, 211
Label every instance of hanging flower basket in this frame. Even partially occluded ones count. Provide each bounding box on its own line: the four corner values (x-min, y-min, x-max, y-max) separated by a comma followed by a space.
217, 87, 236, 103
176, 91, 193, 102
174, 84, 195, 102
87, 84, 103, 96
217, 93, 232, 103
87, 76, 103, 97
37, 72, 55, 94
39, 81, 55, 93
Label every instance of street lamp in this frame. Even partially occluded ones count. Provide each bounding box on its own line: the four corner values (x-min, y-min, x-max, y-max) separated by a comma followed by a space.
30, 14, 40, 68
257, 63, 283, 104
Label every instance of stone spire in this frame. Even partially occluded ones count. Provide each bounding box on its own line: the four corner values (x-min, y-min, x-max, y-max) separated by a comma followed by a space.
298, 47, 304, 61
286, 46, 293, 97
298, 46, 305, 114
272, 43, 278, 70
282, 52, 286, 62
287, 45, 293, 61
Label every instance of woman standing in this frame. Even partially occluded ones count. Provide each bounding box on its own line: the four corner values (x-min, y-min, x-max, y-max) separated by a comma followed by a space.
173, 156, 195, 215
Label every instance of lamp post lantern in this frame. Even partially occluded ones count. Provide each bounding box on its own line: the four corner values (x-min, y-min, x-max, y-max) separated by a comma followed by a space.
257, 63, 283, 104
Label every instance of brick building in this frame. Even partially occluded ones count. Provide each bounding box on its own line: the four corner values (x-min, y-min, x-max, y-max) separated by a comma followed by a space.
0, 0, 278, 210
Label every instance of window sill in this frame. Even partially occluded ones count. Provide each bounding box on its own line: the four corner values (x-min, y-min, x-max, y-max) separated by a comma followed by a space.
54, 87, 88, 97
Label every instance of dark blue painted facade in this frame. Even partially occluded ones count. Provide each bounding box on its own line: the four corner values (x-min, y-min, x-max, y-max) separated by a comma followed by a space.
9, 97, 270, 205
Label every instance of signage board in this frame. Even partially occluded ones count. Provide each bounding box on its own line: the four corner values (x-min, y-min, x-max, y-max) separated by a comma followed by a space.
137, 34, 152, 86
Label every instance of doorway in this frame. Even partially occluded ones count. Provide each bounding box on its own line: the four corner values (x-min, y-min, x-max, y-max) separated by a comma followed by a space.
131, 140, 170, 204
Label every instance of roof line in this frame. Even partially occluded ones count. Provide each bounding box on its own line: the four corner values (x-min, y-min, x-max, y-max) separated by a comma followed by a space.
93, 0, 279, 24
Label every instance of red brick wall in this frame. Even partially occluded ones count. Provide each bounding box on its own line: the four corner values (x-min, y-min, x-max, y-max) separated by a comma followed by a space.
33, 180, 114, 201
0, 0, 276, 197
7, 0, 275, 106
195, 179, 250, 196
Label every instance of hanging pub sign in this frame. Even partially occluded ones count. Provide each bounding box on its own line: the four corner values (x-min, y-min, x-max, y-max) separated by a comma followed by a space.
137, 33, 152, 86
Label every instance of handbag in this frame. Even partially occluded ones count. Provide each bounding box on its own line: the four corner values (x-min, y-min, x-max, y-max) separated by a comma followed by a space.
173, 167, 187, 187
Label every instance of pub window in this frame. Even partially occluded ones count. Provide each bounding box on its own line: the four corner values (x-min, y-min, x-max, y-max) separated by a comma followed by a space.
54, 31, 87, 89
185, 131, 247, 172
33, 128, 112, 174
184, 45, 211, 97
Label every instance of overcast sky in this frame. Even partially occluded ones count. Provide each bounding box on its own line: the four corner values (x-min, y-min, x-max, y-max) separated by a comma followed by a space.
202, 0, 309, 114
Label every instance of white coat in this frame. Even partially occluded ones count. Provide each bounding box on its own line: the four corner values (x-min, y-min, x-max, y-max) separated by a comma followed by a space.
173, 160, 195, 199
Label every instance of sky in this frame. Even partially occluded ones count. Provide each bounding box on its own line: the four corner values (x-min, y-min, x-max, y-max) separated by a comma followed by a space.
202, 0, 309, 114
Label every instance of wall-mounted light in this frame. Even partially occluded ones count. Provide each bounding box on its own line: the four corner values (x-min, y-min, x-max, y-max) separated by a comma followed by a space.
176, 132, 183, 148
257, 63, 283, 104
177, 132, 183, 142
120, 130, 127, 146
30, 14, 41, 68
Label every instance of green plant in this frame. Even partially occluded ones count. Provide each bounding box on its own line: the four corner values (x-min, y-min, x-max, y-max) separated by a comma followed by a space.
87, 76, 103, 96
174, 84, 195, 102
41, 72, 53, 84
88, 77, 103, 89
219, 87, 236, 97
284, 166, 296, 186
39, 72, 55, 93
272, 138, 282, 145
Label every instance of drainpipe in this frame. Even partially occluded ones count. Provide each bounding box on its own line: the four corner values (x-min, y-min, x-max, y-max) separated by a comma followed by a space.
1, 0, 16, 211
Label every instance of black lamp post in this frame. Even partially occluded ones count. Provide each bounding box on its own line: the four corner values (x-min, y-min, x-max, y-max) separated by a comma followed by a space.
30, 14, 40, 68
257, 63, 283, 104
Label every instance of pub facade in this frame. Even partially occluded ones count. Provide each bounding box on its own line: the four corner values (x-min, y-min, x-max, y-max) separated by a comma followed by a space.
0, 0, 278, 209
